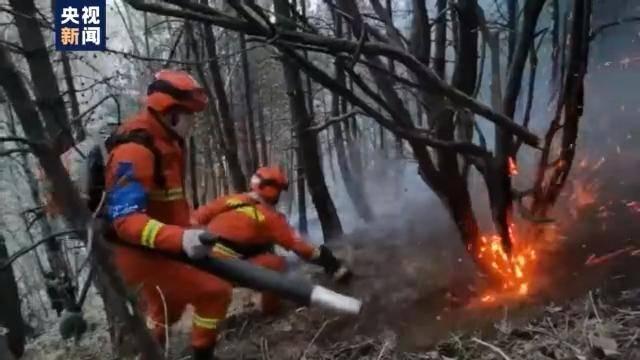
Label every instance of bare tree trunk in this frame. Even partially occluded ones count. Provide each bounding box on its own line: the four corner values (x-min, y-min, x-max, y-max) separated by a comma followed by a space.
60, 53, 84, 141
7, 106, 76, 315
202, 131, 217, 201
257, 97, 269, 165
274, 0, 343, 241
506, 0, 518, 64
0, 235, 25, 359
0, 43, 164, 360
240, 33, 259, 171
434, 0, 447, 79
295, 149, 308, 235
331, 14, 374, 222
551, 0, 560, 83
9, 0, 74, 154
189, 136, 199, 208
201, 1, 247, 191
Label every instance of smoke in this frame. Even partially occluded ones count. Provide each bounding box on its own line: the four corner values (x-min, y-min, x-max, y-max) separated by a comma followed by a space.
287, 2, 640, 266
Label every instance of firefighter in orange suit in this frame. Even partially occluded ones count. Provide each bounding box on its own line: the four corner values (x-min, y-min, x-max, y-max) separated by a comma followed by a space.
104, 69, 224, 360
190, 166, 352, 325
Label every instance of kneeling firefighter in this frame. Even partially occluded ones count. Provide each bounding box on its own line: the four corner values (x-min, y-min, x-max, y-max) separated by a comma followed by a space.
103, 69, 225, 359
190, 166, 352, 318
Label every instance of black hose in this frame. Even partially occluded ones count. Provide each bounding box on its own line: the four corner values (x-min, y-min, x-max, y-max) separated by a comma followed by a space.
116, 239, 315, 305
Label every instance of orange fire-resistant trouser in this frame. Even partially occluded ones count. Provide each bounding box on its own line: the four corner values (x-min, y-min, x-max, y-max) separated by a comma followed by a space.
129, 251, 286, 350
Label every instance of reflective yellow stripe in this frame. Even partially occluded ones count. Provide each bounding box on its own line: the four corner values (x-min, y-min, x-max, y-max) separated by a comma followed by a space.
236, 206, 265, 222
141, 220, 163, 248
225, 198, 265, 222
193, 313, 219, 329
225, 198, 248, 207
212, 243, 241, 258
149, 187, 184, 201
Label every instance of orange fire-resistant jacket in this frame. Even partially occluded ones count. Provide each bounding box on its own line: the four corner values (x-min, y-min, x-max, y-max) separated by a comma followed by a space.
104, 109, 188, 255
190, 193, 317, 261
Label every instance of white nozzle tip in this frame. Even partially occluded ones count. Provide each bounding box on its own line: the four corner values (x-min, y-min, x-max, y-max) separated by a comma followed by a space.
310, 286, 362, 315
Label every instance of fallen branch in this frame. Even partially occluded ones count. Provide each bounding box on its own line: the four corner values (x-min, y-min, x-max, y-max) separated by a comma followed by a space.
471, 337, 512, 360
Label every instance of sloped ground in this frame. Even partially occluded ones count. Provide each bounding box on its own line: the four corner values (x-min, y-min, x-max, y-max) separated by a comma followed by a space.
20, 151, 640, 359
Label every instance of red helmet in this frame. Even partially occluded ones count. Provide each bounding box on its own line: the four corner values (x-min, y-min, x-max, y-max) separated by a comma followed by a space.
146, 69, 208, 114
250, 166, 289, 204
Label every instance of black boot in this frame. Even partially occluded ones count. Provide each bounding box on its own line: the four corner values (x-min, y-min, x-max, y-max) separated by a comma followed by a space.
192, 346, 217, 360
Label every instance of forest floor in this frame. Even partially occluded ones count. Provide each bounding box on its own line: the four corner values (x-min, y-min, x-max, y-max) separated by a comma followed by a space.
21, 154, 640, 360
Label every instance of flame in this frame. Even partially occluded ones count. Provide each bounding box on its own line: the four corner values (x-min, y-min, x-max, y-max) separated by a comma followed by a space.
474, 226, 537, 303
508, 157, 518, 176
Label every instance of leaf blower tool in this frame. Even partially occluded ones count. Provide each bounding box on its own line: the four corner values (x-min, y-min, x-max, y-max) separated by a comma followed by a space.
117, 232, 362, 316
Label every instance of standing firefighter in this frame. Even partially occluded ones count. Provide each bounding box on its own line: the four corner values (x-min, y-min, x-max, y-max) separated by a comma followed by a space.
190, 166, 352, 328
104, 69, 221, 360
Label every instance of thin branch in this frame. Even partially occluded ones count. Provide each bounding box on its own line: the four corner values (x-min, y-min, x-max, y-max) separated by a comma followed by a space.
305, 109, 364, 133
590, 16, 640, 41
125, 0, 540, 147
0, 148, 31, 157
280, 45, 490, 156
0, 230, 83, 270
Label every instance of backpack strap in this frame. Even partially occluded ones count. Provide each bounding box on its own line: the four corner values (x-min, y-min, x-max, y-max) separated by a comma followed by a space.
105, 129, 166, 189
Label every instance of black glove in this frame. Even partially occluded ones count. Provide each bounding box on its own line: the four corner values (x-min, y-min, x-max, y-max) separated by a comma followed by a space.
314, 245, 353, 283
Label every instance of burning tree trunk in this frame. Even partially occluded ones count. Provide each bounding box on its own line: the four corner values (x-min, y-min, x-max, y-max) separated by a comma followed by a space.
0, 234, 25, 359
491, 0, 547, 253
8, 0, 74, 154
0, 44, 165, 360
274, 0, 343, 241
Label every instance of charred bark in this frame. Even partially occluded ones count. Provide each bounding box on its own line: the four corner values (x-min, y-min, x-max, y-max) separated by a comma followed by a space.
0, 43, 165, 360
436, 0, 481, 254
492, 0, 546, 254
275, 0, 343, 241
9, 0, 74, 154
532, 0, 591, 215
